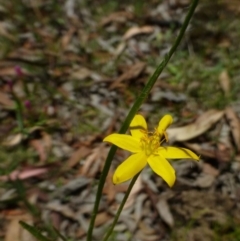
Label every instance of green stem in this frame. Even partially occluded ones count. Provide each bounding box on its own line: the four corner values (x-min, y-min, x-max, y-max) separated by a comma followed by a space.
86, 0, 199, 240
12, 93, 25, 134
103, 173, 140, 241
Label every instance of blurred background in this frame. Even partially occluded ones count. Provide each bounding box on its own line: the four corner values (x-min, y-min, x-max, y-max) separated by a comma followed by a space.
0, 0, 240, 240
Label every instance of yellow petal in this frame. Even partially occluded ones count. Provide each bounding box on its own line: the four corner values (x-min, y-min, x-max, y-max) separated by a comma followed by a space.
130, 114, 147, 139
157, 115, 173, 134
158, 146, 199, 160
103, 134, 141, 153
147, 154, 176, 187
113, 152, 147, 184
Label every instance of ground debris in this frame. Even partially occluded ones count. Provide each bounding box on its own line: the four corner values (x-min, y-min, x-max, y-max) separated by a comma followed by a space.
0, 0, 240, 241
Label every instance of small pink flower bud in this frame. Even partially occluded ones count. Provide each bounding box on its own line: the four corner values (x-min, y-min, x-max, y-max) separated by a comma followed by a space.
15, 65, 23, 76
24, 100, 31, 109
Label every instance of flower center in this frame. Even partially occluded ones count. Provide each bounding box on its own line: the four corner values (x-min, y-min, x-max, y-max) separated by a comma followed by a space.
140, 130, 162, 156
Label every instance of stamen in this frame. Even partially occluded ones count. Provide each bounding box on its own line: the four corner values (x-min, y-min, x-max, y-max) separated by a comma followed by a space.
163, 131, 169, 142
140, 128, 164, 156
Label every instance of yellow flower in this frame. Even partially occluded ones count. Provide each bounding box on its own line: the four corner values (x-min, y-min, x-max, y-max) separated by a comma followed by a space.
103, 114, 199, 187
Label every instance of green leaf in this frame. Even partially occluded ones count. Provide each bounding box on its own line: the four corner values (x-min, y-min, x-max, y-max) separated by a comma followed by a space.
11, 180, 40, 217
52, 227, 68, 241
19, 221, 52, 241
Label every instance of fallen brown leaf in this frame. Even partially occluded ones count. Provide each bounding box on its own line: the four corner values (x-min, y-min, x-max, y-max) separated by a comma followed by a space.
218, 121, 232, 148
4, 213, 36, 241
134, 193, 147, 223
110, 62, 146, 89
0, 167, 48, 181
41, 131, 52, 154
193, 173, 215, 188
46, 200, 77, 220
100, 11, 133, 26
95, 212, 111, 227
123, 175, 143, 209
138, 220, 156, 235
156, 199, 174, 228
114, 42, 126, 57
103, 169, 117, 203
225, 107, 240, 151
184, 142, 230, 162
80, 145, 107, 177
202, 163, 219, 177
2, 133, 23, 147
61, 146, 91, 171
0, 22, 16, 42
219, 70, 230, 95
4, 219, 20, 241
0, 92, 14, 108
123, 26, 154, 40
30, 131, 52, 165
61, 27, 76, 50
30, 139, 47, 163
167, 109, 224, 141
70, 67, 91, 80
2, 127, 45, 147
